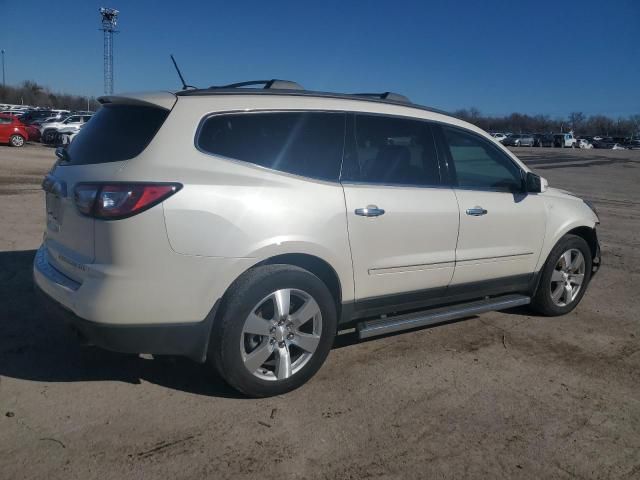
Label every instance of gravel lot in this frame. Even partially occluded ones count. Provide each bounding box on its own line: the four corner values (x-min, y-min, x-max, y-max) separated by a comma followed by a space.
1, 144, 639, 479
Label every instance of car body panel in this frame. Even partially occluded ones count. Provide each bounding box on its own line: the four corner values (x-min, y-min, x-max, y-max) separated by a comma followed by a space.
342, 184, 459, 299
450, 189, 546, 284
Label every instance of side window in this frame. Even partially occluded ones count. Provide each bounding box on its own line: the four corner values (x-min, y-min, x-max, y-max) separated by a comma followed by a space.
442, 126, 522, 191
345, 114, 440, 186
197, 112, 345, 182
0, 117, 11, 125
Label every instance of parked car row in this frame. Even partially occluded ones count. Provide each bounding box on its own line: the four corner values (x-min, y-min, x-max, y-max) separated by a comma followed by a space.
0, 109, 93, 147
491, 132, 639, 149
39, 114, 92, 144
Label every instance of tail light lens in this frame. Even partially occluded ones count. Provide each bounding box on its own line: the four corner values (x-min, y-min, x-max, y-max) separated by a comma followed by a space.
74, 183, 182, 220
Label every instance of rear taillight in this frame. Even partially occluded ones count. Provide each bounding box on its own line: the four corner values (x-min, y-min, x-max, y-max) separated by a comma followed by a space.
73, 183, 182, 220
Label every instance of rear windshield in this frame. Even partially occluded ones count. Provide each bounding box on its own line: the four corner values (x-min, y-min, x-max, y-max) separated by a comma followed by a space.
66, 104, 169, 165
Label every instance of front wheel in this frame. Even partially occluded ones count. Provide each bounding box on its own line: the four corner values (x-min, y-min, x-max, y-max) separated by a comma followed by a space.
9, 134, 25, 147
208, 265, 337, 397
530, 234, 592, 316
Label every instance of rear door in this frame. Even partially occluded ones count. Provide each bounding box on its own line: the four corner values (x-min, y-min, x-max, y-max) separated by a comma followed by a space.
437, 125, 546, 286
341, 114, 459, 303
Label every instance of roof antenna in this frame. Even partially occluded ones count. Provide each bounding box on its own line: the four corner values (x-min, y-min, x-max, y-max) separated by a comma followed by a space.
170, 54, 196, 90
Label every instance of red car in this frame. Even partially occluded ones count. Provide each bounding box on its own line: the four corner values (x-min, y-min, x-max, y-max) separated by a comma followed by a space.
0, 113, 30, 147
25, 124, 41, 142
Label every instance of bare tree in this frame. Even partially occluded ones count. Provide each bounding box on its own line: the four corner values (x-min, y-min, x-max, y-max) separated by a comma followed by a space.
568, 112, 586, 134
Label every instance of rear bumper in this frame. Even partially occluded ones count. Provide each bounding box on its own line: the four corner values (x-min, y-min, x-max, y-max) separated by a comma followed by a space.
36, 284, 217, 362
33, 246, 217, 362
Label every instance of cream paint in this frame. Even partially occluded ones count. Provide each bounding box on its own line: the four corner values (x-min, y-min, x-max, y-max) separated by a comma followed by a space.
342, 184, 459, 299
450, 189, 547, 284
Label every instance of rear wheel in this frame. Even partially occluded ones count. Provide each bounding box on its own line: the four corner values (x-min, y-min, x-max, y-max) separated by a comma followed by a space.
531, 234, 592, 316
208, 264, 337, 397
9, 134, 25, 147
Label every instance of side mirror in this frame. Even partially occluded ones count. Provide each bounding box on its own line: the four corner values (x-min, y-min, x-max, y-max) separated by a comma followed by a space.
525, 172, 547, 193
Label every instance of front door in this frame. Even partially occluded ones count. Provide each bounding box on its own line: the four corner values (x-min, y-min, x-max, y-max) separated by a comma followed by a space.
341, 114, 460, 302
437, 125, 546, 286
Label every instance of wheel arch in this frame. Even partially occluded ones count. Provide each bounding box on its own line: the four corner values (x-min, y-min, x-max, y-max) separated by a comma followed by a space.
565, 226, 599, 261
252, 253, 343, 309
211, 253, 345, 334
532, 222, 599, 296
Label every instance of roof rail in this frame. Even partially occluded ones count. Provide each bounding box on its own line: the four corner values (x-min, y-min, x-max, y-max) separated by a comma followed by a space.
209, 79, 304, 90
353, 92, 412, 104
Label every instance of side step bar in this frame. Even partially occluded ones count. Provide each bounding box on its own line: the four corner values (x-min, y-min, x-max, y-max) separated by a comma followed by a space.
357, 294, 530, 340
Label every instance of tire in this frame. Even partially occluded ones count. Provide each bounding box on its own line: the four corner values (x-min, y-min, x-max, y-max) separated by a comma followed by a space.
208, 264, 337, 397
530, 234, 592, 316
43, 129, 55, 144
9, 134, 25, 147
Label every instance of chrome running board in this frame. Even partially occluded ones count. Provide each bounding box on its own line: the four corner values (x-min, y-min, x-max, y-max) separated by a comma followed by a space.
357, 294, 530, 339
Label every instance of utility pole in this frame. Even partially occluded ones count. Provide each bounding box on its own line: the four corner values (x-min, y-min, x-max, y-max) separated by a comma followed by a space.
99, 8, 119, 95
1, 49, 5, 87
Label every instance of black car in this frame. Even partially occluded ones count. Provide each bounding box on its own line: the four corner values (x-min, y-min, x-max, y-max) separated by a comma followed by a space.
592, 137, 616, 149
625, 139, 640, 150
19, 110, 55, 125
533, 133, 554, 147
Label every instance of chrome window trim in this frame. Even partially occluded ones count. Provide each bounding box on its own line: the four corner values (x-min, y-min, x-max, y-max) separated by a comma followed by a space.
193, 108, 524, 191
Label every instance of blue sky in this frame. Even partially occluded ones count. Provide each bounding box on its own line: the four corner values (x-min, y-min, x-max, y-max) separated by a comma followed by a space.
1, 0, 638, 117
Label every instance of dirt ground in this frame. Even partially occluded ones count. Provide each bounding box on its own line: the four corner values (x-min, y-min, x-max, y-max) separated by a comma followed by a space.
1, 144, 639, 479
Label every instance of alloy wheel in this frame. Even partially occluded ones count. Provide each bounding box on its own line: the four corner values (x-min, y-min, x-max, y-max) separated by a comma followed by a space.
550, 248, 585, 307
10, 135, 24, 147
240, 288, 322, 381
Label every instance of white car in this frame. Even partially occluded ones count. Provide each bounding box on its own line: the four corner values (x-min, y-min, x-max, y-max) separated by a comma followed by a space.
491, 132, 508, 143
56, 124, 84, 145
34, 81, 601, 397
578, 139, 593, 149
40, 114, 92, 143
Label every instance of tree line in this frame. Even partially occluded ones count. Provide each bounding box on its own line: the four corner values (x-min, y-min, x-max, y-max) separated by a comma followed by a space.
0, 81, 101, 111
453, 108, 640, 138
1, 80, 638, 137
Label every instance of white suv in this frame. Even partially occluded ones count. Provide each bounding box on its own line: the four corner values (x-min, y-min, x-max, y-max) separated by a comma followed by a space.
40, 114, 92, 143
34, 80, 601, 396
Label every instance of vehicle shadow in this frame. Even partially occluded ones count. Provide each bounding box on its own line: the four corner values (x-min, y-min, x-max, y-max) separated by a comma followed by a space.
1, 249, 535, 396
0, 249, 244, 399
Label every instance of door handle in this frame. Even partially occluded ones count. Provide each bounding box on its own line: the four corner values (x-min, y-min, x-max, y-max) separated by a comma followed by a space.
466, 206, 488, 216
355, 205, 385, 217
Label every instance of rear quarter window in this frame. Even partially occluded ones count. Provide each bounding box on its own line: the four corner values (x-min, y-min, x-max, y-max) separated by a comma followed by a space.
197, 111, 346, 182
66, 104, 169, 165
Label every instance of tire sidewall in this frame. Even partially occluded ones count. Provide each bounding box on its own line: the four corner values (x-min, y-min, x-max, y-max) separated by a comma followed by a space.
534, 235, 593, 316
210, 265, 337, 397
